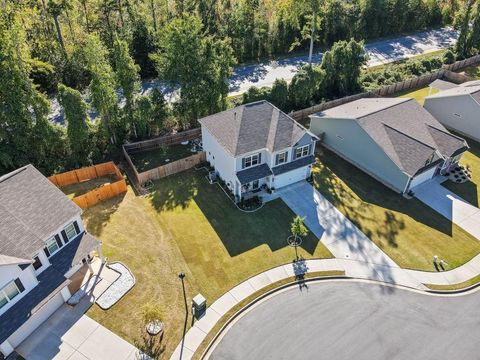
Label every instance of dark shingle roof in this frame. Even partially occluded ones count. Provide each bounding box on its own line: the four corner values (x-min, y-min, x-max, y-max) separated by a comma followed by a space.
236, 164, 273, 185
199, 101, 317, 157
313, 98, 468, 177
0, 266, 69, 344
0, 165, 81, 263
272, 155, 316, 176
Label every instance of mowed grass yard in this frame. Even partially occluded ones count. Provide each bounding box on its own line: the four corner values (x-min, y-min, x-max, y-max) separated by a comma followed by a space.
443, 136, 480, 207
398, 86, 439, 105
313, 148, 480, 271
83, 169, 332, 358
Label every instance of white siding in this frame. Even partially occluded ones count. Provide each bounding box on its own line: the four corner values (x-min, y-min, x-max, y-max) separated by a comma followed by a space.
409, 166, 437, 190
424, 95, 480, 143
0, 265, 38, 317
273, 166, 310, 189
201, 126, 236, 189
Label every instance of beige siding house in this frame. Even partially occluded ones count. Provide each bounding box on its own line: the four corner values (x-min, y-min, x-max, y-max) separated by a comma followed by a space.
424, 81, 480, 142
310, 98, 469, 195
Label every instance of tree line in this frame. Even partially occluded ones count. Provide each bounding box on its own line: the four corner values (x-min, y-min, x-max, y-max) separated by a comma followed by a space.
0, 0, 473, 176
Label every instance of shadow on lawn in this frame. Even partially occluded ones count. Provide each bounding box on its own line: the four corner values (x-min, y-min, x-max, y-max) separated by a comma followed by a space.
149, 169, 321, 257
314, 148, 453, 241
82, 193, 126, 236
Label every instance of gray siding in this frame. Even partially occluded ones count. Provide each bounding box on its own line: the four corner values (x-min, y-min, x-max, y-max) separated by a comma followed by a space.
424, 95, 480, 143
310, 116, 410, 192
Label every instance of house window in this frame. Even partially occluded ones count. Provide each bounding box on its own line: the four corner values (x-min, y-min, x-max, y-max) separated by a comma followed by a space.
276, 151, 288, 165
0, 281, 20, 310
243, 153, 260, 168
295, 145, 310, 159
64, 223, 78, 241
46, 237, 60, 255
32, 255, 42, 270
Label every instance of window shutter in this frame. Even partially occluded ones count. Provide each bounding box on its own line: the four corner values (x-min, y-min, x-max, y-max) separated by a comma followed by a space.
275, 154, 279, 165
73, 221, 80, 234
292, 149, 297, 161
242, 158, 246, 169
258, 153, 262, 164
55, 234, 63, 248
44, 247, 51, 258
14, 278, 25, 293
308, 144, 312, 155
61, 230, 68, 243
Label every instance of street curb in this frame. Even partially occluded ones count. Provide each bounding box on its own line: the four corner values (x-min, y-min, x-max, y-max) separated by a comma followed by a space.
425, 279, 480, 295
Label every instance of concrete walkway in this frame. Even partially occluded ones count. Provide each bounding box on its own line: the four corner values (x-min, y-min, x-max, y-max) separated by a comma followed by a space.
415, 177, 480, 240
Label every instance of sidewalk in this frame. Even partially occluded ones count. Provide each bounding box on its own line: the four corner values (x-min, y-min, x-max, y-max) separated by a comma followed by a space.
414, 177, 480, 240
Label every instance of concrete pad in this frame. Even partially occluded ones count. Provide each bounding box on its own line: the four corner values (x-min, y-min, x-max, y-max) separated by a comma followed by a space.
66, 351, 90, 360
47, 308, 99, 348
264, 266, 289, 283
170, 345, 194, 360
229, 281, 256, 302
182, 326, 207, 352
77, 325, 137, 360
209, 292, 238, 317
458, 215, 480, 239
247, 272, 272, 291
194, 309, 222, 334
408, 270, 450, 285
18, 327, 77, 360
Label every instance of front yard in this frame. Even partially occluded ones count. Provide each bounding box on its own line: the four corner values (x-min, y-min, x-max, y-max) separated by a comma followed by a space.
443, 135, 480, 207
82, 169, 331, 358
313, 148, 480, 271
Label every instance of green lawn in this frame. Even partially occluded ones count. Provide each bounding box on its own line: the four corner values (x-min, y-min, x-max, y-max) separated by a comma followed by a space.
443, 136, 480, 207
425, 274, 480, 291
313, 148, 480, 271
129, 143, 198, 172
398, 86, 439, 105
60, 174, 119, 199
83, 169, 331, 359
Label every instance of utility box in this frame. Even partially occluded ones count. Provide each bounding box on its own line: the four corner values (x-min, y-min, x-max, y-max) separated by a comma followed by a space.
192, 293, 206, 317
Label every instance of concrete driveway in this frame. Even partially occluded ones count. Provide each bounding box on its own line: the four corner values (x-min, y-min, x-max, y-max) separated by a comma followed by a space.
279, 181, 398, 268
17, 300, 148, 360
208, 281, 480, 360
414, 178, 480, 240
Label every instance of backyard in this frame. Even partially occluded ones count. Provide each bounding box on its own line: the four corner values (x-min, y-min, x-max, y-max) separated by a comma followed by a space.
129, 142, 199, 172
313, 148, 480, 271
82, 169, 332, 358
60, 174, 119, 199
398, 86, 439, 105
443, 135, 480, 207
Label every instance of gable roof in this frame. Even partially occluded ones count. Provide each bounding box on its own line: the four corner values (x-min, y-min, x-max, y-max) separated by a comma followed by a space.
0, 165, 81, 264
312, 98, 468, 177
429, 79, 458, 90
198, 101, 318, 157
425, 83, 480, 100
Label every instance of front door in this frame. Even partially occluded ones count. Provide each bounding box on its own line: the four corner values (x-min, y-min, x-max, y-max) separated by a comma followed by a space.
252, 180, 259, 190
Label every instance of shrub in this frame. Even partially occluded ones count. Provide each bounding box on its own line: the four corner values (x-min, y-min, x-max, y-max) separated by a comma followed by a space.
443, 49, 456, 64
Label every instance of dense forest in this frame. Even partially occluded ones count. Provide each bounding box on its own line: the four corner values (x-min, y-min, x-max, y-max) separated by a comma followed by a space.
0, 0, 476, 176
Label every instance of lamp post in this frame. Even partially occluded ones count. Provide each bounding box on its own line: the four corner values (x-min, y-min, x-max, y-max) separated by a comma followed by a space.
178, 272, 187, 310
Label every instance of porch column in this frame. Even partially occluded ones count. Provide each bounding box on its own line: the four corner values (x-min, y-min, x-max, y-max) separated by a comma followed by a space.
87, 259, 94, 273
97, 243, 106, 264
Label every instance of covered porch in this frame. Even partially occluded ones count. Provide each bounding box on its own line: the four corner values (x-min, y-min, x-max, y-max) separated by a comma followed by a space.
235, 163, 273, 202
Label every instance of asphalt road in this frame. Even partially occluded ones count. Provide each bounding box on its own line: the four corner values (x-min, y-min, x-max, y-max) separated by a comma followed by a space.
208, 281, 480, 360
48, 27, 458, 123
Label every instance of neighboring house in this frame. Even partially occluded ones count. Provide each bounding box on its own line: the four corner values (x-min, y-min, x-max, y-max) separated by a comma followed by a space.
199, 101, 318, 200
309, 98, 469, 195
0, 165, 103, 357
424, 80, 480, 142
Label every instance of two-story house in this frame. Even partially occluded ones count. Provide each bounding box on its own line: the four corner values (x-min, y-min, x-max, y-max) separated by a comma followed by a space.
0, 165, 104, 357
199, 100, 318, 200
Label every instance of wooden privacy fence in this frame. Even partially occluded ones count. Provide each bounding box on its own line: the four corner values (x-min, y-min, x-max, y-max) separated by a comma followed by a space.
290, 54, 480, 123
122, 129, 205, 186
48, 162, 127, 209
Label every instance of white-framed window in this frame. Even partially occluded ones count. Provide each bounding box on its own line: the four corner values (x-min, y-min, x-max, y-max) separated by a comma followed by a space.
46, 237, 60, 255
64, 222, 78, 241
244, 153, 260, 168
276, 151, 288, 165
295, 145, 310, 159
0, 281, 20, 310
32, 255, 43, 270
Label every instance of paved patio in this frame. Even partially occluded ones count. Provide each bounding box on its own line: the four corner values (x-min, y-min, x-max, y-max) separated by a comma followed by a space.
414, 177, 480, 240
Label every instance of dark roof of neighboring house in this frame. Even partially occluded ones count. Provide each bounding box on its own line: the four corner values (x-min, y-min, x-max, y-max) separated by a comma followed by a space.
0, 165, 81, 264
236, 164, 273, 185
0, 265, 69, 344
199, 101, 318, 157
425, 83, 480, 100
272, 155, 316, 176
0, 231, 100, 344
312, 98, 468, 177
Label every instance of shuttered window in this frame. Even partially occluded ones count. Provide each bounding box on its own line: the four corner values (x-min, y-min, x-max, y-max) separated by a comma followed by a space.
0, 279, 23, 310
46, 237, 60, 255
275, 151, 288, 165
242, 153, 260, 169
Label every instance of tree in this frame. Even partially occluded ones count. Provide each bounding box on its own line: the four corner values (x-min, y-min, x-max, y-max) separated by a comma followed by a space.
269, 79, 289, 111
291, 216, 309, 240
288, 65, 324, 109
466, 1, 480, 55
57, 84, 92, 166
83, 34, 119, 143
151, 15, 235, 126
455, 0, 475, 59
47, 0, 70, 53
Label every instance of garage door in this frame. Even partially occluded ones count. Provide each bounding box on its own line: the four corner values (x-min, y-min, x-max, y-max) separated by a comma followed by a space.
274, 166, 308, 189
8, 292, 64, 348
409, 165, 437, 190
